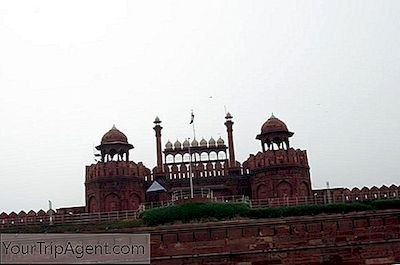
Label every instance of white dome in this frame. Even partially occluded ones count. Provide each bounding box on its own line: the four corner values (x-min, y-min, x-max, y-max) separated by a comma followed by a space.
165, 140, 173, 149
174, 140, 182, 149
209, 137, 216, 146
191, 138, 199, 147
217, 137, 225, 146
200, 138, 207, 147
183, 139, 190, 148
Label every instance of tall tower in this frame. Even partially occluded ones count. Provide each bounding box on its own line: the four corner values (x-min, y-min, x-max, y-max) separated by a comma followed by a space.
85, 126, 150, 212
153, 116, 164, 175
244, 115, 312, 200
224, 112, 240, 175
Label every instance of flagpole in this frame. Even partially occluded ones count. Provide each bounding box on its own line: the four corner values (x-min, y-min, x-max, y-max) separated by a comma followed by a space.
192, 120, 196, 141
188, 138, 194, 199
191, 109, 196, 140
188, 110, 195, 199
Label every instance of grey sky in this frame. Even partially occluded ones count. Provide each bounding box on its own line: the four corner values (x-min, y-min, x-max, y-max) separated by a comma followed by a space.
1, 1, 399, 213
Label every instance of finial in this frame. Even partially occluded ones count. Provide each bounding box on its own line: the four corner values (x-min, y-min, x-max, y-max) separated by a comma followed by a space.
225, 112, 233, 120
112, 124, 117, 129
270, 113, 276, 119
154, 116, 161, 124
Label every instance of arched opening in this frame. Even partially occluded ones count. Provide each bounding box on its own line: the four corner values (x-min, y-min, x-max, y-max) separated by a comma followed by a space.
277, 181, 292, 197
128, 193, 141, 210
175, 154, 183, 163
104, 193, 121, 212
299, 182, 309, 196
88, 196, 98, 213
183, 153, 191, 163
209, 151, 217, 161
256, 184, 268, 199
218, 151, 226, 160
165, 154, 174, 164
200, 152, 208, 161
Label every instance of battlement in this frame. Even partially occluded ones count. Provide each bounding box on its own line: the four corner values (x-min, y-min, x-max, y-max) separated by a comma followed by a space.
243, 148, 309, 172
85, 161, 151, 182
0, 209, 52, 225
315, 184, 400, 203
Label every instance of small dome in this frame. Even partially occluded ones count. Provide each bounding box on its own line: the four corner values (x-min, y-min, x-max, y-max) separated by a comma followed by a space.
217, 137, 225, 146
101, 125, 129, 144
200, 138, 207, 147
165, 140, 173, 149
261, 114, 289, 134
174, 140, 182, 149
191, 138, 199, 147
183, 139, 190, 148
209, 137, 216, 146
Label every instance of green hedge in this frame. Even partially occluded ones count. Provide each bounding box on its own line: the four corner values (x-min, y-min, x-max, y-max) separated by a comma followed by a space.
140, 202, 249, 226
243, 203, 374, 219
368, 199, 400, 209
140, 199, 400, 226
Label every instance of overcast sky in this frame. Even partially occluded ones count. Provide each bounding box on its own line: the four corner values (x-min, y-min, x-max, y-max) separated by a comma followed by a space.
1, 1, 400, 213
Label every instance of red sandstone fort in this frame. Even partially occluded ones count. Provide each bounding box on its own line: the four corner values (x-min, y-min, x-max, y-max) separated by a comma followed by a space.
83, 113, 313, 212
1, 113, 399, 218
3, 113, 400, 264
82, 113, 399, 213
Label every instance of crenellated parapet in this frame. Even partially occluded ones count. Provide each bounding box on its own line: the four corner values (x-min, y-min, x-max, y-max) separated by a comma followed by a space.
0, 209, 51, 226
85, 161, 151, 182
243, 148, 309, 172
314, 184, 400, 203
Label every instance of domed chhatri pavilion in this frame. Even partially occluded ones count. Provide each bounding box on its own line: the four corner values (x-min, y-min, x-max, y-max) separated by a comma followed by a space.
83, 113, 314, 213
96, 125, 133, 162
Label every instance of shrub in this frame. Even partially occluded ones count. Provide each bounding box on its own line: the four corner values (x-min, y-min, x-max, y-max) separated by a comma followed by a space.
140, 202, 249, 226
140, 200, 397, 226
370, 199, 400, 210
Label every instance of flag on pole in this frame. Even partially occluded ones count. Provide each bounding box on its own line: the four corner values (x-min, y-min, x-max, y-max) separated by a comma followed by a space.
190, 110, 194, 124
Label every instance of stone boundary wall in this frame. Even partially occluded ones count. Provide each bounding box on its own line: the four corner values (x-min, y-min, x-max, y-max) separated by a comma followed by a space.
143, 210, 400, 264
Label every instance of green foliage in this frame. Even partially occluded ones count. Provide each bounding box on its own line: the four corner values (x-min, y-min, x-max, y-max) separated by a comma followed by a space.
243, 203, 374, 220
140, 200, 400, 226
140, 202, 249, 226
369, 199, 400, 209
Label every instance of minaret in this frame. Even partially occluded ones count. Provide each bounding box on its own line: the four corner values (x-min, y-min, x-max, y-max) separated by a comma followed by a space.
153, 116, 163, 173
224, 112, 237, 169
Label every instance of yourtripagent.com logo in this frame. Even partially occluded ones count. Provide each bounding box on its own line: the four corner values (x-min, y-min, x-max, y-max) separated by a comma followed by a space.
0, 234, 150, 264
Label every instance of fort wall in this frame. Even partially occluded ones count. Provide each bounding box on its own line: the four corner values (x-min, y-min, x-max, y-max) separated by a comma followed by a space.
146, 209, 400, 264
2, 208, 400, 264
